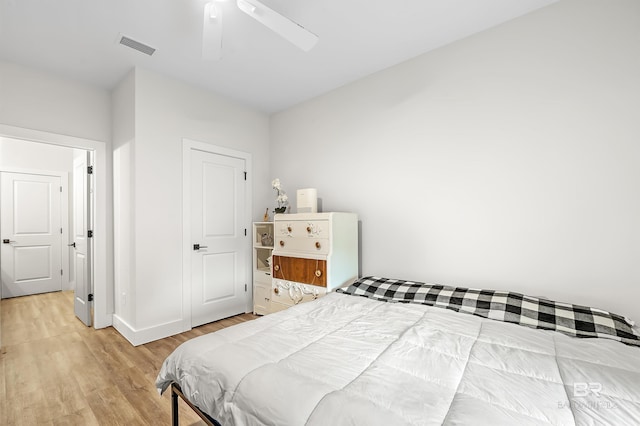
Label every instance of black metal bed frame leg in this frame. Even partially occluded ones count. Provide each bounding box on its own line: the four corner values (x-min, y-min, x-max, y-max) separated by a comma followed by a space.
170, 382, 220, 426
172, 384, 179, 426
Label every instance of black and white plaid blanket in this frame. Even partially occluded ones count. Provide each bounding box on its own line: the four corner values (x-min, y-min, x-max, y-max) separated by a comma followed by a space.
336, 276, 640, 347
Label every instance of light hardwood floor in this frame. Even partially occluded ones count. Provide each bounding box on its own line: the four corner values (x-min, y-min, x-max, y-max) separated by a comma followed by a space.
0, 291, 256, 425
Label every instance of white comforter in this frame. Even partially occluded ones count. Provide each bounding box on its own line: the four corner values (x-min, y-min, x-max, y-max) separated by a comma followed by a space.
156, 292, 640, 425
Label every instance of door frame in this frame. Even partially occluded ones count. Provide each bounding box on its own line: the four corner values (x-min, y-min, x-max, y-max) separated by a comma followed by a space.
0, 168, 69, 296
182, 138, 252, 330
0, 124, 112, 329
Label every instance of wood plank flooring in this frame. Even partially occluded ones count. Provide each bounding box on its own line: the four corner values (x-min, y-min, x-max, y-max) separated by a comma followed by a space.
0, 291, 257, 425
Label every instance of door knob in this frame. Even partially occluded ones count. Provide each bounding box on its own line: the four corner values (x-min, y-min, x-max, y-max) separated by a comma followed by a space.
68, 242, 76, 248
2, 239, 16, 244
193, 244, 208, 251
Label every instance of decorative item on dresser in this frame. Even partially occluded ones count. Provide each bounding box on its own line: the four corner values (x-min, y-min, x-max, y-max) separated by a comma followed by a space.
272, 178, 289, 214
296, 188, 317, 213
271, 212, 358, 312
252, 222, 274, 315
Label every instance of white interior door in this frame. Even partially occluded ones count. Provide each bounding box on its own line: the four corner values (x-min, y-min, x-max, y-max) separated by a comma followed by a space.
71, 151, 92, 326
1, 172, 62, 298
191, 149, 247, 327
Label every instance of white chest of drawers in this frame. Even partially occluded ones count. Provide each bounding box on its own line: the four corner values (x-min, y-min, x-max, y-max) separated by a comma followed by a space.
271, 212, 358, 312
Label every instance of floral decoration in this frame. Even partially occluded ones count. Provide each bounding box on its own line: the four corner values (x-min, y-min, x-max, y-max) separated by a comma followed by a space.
272, 178, 289, 213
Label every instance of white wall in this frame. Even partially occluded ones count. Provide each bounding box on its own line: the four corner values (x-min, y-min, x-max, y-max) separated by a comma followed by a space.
271, 0, 640, 321
112, 67, 270, 344
0, 137, 74, 171
0, 61, 111, 142
112, 69, 136, 329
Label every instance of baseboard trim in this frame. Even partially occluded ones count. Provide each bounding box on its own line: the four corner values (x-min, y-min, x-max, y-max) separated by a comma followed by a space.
112, 315, 190, 346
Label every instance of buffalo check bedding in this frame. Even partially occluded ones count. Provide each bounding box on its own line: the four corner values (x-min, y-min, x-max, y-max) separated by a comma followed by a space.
157, 277, 640, 425
336, 276, 640, 347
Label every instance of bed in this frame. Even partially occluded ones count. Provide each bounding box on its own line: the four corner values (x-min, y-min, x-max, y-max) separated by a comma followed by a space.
156, 276, 640, 425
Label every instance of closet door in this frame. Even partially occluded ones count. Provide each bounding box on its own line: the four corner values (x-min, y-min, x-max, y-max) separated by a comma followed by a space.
190, 149, 247, 327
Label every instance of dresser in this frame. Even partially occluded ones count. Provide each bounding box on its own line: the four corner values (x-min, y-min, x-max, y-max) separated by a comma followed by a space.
270, 212, 358, 312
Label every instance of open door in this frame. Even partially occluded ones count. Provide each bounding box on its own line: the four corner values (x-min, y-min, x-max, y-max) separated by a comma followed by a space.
71, 150, 92, 326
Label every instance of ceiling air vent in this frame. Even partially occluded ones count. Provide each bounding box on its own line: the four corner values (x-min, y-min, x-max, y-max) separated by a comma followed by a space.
118, 34, 156, 56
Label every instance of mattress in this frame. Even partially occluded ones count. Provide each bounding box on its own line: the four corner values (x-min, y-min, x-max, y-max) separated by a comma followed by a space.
156, 290, 640, 425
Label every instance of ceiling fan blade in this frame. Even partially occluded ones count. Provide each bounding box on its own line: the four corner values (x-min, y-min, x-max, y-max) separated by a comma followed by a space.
236, 0, 318, 51
202, 2, 223, 60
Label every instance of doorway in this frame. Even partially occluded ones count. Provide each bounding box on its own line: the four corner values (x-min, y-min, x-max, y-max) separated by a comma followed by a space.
0, 124, 111, 331
0, 139, 93, 326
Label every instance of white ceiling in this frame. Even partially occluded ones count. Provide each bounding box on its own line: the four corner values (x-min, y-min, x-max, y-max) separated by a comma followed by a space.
0, 0, 558, 113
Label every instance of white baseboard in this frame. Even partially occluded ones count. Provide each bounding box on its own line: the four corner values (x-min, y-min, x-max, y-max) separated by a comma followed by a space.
112, 315, 190, 346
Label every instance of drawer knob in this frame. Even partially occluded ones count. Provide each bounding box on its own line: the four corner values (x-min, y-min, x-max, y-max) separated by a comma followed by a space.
315, 270, 322, 277
306, 226, 312, 233
287, 226, 292, 232
315, 241, 321, 249
274, 265, 280, 271
279, 240, 285, 247
274, 287, 279, 294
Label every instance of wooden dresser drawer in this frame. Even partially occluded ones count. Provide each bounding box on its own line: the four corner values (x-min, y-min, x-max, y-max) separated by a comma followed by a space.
272, 279, 327, 307
275, 237, 329, 254
276, 220, 329, 239
272, 255, 326, 287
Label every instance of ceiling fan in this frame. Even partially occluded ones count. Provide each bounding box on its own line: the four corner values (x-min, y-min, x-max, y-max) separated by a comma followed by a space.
202, 0, 319, 60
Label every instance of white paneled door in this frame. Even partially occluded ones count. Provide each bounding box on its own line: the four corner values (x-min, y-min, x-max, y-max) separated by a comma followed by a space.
71, 151, 92, 326
1, 172, 62, 298
190, 149, 247, 327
